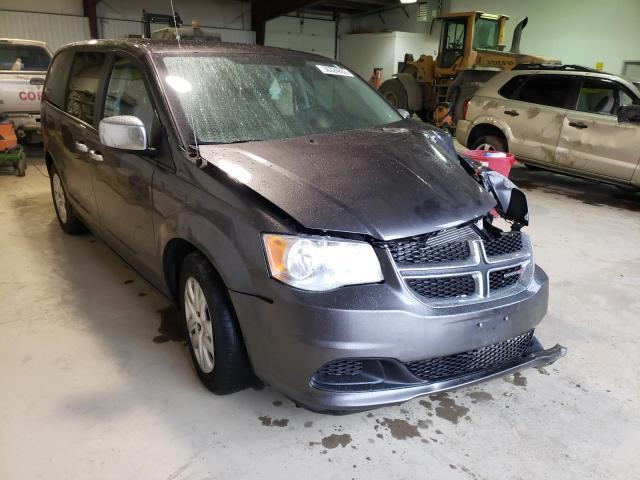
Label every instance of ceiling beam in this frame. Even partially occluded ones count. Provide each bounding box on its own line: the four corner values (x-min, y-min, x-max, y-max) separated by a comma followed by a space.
83, 0, 98, 39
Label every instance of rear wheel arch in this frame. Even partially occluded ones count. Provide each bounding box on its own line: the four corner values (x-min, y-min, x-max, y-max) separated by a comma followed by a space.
467, 124, 509, 151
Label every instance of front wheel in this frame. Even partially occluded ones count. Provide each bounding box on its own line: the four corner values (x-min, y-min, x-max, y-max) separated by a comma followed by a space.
179, 252, 253, 394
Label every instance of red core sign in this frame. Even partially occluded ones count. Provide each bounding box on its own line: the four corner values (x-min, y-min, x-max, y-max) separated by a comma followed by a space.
19, 91, 42, 101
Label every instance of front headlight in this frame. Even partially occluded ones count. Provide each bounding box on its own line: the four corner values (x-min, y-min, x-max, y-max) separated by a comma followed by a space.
262, 234, 384, 291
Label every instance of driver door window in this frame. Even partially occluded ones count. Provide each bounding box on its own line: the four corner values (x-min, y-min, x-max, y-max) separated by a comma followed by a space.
103, 57, 154, 134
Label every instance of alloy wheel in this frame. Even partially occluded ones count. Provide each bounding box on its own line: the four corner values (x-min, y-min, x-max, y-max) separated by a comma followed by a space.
184, 277, 215, 373
477, 143, 497, 151
52, 173, 68, 224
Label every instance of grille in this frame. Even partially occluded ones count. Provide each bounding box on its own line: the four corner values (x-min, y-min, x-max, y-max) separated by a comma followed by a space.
386, 226, 478, 265
317, 359, 363, 376
405, 331, 534, 382
407, 276, 476, 299
484, 232, 523, 257
391, 240, 470, 265
489, 265, 523, 291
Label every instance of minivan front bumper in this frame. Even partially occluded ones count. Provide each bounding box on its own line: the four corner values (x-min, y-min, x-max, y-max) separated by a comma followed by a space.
231, 265, 563, 412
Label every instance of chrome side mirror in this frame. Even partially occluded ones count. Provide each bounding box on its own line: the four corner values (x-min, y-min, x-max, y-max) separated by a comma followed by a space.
398, 108, 411, 119
99, 115, 148, 150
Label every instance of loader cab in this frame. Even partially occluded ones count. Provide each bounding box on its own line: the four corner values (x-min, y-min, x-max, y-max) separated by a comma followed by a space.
436, 12, 508, 70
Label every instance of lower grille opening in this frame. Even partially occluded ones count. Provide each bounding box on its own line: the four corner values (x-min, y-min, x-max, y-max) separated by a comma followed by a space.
317, 359, 364, 377
407, 276, 475, 299
405, 330, 534, 382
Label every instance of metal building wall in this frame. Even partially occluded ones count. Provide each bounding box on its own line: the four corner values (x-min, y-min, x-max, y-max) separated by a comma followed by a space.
98, 17, 255, 44
0, 10, 90, 51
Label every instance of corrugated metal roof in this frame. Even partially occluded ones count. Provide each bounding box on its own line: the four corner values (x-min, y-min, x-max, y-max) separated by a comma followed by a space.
0, 11, 90, 51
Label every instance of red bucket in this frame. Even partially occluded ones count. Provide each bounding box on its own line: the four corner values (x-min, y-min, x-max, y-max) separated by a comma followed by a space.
462, 149, 516, 178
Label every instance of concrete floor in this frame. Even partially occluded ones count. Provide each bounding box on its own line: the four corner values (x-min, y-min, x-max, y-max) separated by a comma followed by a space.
1, 151, 638, 480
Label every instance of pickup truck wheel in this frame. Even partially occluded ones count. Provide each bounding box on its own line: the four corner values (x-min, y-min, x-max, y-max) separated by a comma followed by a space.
179, 252, 253, 394
471, 134, 507, 152
50, 164, 86, 234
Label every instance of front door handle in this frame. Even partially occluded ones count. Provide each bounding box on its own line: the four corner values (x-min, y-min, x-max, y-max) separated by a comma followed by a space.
89, 150, 103, 162
504, 110, 519, 117
74, 141, 89, 153
30, 77, 44, 85
569, 121, 588, 129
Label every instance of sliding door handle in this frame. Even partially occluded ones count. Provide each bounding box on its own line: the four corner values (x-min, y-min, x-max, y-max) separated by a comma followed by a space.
89, 150, 103, 162
74, 141, 89, 153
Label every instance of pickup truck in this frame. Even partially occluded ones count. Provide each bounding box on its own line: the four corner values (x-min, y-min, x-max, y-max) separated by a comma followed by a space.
0, 38, 52, 143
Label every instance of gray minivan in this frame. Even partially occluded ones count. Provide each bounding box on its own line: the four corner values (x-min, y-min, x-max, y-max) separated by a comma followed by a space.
42, 39, 564, 412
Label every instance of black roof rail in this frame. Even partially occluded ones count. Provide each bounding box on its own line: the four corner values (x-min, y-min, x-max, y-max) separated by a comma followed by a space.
513, 63, 600, 73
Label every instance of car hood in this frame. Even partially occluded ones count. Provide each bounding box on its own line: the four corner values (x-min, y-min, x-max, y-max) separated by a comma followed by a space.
198, 122, 495, 241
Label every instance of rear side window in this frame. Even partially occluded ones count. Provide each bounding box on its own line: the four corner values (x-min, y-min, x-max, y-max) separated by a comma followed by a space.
0, 44, 50, 71
511, 75, 574, 108
44, 51, 74, 109
103, 56, 155, 133
65, 52, 106, 125
499, 75, 528, 99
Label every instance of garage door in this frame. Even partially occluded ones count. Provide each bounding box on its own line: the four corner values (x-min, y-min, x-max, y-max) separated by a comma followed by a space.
266, 17, 335, 59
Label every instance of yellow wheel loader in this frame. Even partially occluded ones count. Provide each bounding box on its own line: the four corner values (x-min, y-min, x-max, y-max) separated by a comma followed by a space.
379, 11, 560, 126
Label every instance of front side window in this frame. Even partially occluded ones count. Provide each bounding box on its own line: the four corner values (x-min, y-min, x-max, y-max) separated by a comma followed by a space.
103, 57, 155, 133
499, 75, 528, 99
473, 18, 500, 49
514, 75, 573, 108
65, 52, 106, 125
576, 80, 618, 115
0, 44, 50, 71
157, 54, 401, 145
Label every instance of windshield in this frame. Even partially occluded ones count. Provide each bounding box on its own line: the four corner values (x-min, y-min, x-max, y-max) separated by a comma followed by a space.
473, 18, 500, 49
157, 53, 402, 144
0, 44, 50, 71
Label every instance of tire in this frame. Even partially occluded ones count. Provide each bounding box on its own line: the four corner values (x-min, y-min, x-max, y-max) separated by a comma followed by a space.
379, 78, 409, 110
49, 164, 86, 235
16, 156, 26, 177
524, 163, 543, 171
471, 134, 507, 152
179, 252, 253, 394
